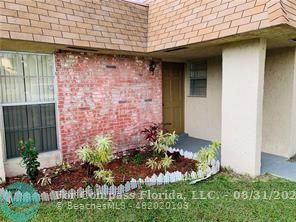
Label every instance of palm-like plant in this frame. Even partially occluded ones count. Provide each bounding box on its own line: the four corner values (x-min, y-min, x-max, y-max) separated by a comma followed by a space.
197, 141, 221, 172
94, 170, 114, 185
77, 135, 113, 176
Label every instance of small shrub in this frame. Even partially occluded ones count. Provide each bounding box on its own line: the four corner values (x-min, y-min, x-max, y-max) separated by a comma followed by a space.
61, 162, 72, 171
37, 169, 52, 187
78, 135, 114, 181
94, 170, 114, 185
160, 154, 174, 172
18, 139, 40, 181
54, 162, 72, 176
132, 153, 145, 165
146, 155, 174, 172
146, 158, 159, 170
196, 141, 221, 172
152, 131, 177, 154
142, 123, 166, 146
145, 130, 177, 171
77, 135, 113, 169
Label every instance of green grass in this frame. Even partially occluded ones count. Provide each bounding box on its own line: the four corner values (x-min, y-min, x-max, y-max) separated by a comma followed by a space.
1, 172, 296, 222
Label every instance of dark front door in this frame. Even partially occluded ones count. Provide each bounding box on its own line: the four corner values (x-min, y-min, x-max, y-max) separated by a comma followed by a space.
162, 62, 185, 134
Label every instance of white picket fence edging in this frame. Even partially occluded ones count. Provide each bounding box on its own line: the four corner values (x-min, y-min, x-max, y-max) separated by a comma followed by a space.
0, 148, 220, 202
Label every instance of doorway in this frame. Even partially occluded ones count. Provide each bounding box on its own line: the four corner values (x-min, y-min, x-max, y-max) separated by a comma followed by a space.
162, 62, 185, 134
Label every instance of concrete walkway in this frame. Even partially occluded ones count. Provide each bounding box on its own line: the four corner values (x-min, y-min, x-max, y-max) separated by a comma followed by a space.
175, 136, 296, 181
261, 152, 296, 181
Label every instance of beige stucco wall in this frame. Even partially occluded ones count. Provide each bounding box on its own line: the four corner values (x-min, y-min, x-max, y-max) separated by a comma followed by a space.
184, 57, 222, 141
185, 47, 296, 161
4, 150, 62, 177
262, 47, 296, 158
221, 39, 266, 176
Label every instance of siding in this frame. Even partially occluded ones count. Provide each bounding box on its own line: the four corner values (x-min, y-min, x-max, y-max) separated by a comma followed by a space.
0, 0, 148, 52
0, 0, 294, 52
145, 0, 292, 51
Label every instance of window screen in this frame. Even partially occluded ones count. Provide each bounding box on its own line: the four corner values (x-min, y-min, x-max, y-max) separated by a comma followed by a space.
188, 61, 207, 97
3, 104, 57, 158
0, 52, 57, 159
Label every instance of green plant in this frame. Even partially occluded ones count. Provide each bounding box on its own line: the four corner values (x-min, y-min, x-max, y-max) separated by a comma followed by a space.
37, 169, 52, 187
77, 135, 113, 169
61, 162, 72, 171
132, 153, 145, 165
160, 154, 174, 172
152, 131, 177, 154
18, 139, 40, 181
145, 131, 177, 171
94, 170, 114, 185
196, 141, 221, 172
54, 162, 72, 176
146, 158, 159, 170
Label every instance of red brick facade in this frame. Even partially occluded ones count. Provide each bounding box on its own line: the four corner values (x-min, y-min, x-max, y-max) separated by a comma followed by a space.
55, 52, 162, 162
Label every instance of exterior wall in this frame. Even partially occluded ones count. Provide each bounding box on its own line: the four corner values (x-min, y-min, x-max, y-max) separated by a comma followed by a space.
4, 150, 61, 177
184, 47, 296, 160
221, 39, 266, 176
56, 52, 162, 162
145, 0, 290, 51
0, 0, 148, 52
185, 57, 222, 141
262, 47, 296, 158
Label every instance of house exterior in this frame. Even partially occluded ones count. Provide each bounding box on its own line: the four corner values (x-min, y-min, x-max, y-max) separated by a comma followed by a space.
0, 0, 295, 180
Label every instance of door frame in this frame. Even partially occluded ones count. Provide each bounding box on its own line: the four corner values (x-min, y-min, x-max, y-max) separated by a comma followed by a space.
162, 62, 185, 134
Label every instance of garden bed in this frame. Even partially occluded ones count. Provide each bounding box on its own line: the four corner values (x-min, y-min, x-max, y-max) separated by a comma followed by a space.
2, 150, 196, 193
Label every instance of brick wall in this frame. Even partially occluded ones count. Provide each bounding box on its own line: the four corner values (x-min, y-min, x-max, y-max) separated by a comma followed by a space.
145, 0, 291, 51
55, 52, 162, 162
0, 0, 148, 52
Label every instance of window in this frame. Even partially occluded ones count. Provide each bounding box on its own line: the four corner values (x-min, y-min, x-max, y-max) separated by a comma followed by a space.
0, 52, 57, 159
188, 61, 207, 97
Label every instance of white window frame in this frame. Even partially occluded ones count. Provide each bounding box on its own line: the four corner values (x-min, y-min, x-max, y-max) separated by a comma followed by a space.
0, 51, 60, 160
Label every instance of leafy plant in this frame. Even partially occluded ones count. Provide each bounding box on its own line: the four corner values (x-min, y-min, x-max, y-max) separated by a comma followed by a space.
77, 135, 113, 169
152, 131, 177, 153
61, 162, 72, 171
146, 158, 159, 170
18, 139, 40, 181
54, 162, 72, 176
94, 170, 114, 185
132, 153, 145, 165
37, 169, 52, 187
160, 154, 174, 172
142, 123, 166, 146
197, 141, 221, 172
145, 130, 177, 171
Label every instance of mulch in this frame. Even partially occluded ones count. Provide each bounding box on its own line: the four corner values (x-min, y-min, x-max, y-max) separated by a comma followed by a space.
1, 150, 197, 193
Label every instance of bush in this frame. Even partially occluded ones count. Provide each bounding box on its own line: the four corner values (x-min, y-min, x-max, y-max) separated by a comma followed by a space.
94, 170, 114, 185
18, 139, 40, 181
132, 153, 145, 165
152, 131, 177, 153
196, 141, 221, 172
77, 135, 114, 180
77, 136, 113, 169
141, 123, 166, 146
146, 131, 177, 171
